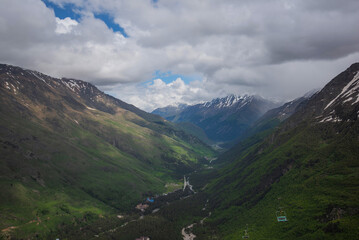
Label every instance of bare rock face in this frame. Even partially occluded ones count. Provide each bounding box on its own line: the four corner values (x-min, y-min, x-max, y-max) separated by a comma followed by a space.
287, 63, 359, 126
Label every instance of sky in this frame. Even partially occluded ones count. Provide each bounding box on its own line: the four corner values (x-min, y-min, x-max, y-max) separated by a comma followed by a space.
0, 0, 359, 111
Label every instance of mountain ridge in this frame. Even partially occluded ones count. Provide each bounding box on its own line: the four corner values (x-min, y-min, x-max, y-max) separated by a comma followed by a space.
196, 62, 359, 239
153, 94, 280, 144
0, 63, 215, 238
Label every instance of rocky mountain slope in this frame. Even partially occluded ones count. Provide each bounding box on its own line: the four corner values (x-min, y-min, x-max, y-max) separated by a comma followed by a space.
192, 63, 359, 239
153, 95, 279, 143
259, 89, 318, 123
216, 93, 313, 165
0, 64, 215, 238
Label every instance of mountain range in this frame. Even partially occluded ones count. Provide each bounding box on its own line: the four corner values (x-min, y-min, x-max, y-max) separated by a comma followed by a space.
194, 62, 359, 239
152, 95, 280, 144
1, 62, 358, 239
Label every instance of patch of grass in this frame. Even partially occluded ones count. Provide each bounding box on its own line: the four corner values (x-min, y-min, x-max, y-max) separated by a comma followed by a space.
0, 97, 216, 238
198, 121, 359, 239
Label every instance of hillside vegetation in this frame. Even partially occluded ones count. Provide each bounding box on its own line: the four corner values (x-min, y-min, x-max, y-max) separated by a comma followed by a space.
189, 63, 359, 239
0, 64, 215, 238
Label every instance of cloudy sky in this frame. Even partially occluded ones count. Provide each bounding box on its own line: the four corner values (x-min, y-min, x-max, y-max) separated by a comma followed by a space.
1, 0, 359, 111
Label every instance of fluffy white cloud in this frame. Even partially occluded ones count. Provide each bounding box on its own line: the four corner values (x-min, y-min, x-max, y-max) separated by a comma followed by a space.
108, 76, 229, 111
109, 52, 359, 112
55, 17, 78, 34
0, 0, 359, 111
108, 78, 197, 111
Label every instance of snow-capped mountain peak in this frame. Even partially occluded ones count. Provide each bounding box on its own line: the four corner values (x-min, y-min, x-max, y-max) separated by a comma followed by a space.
202, 94, 253, 109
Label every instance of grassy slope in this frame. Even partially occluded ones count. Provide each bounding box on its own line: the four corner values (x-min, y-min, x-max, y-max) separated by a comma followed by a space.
193, 65, 359, 239
0, 73, 215, 238
199, 120, 359, 239
174, 122, 214, 146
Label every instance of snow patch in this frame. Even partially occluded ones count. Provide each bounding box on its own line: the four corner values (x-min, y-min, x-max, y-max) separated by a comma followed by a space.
62, 79, 80, 92
353, 94, 359, 105
319, 115, 342, 123
202, 95, 251, 109
324, 72, 359, 110
31, 72, 47, 84
343, 97, 353, 103
62, 79, 89, 93
5, 81, 11, 90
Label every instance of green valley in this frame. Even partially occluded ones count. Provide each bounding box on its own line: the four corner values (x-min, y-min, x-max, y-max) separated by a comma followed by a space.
1, 63, 359, 240
185, 63, 359, 239
0, 64, 216, 239
1, 1, 359, 239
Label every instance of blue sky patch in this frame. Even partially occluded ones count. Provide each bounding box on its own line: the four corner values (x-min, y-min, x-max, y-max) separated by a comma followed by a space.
41, 0, 128, 37
94, 13, 128, 37
42, 0, 81, 21
151, 70, 201, 84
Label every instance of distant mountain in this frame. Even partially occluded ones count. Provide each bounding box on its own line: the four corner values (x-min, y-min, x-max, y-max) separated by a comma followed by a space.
218, 90, 317, 160
201, 63, 359, 239
153, 94, 279, 143
152, 103, 189, 119
0, 64, 215, 238
260, 89, 318, 123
